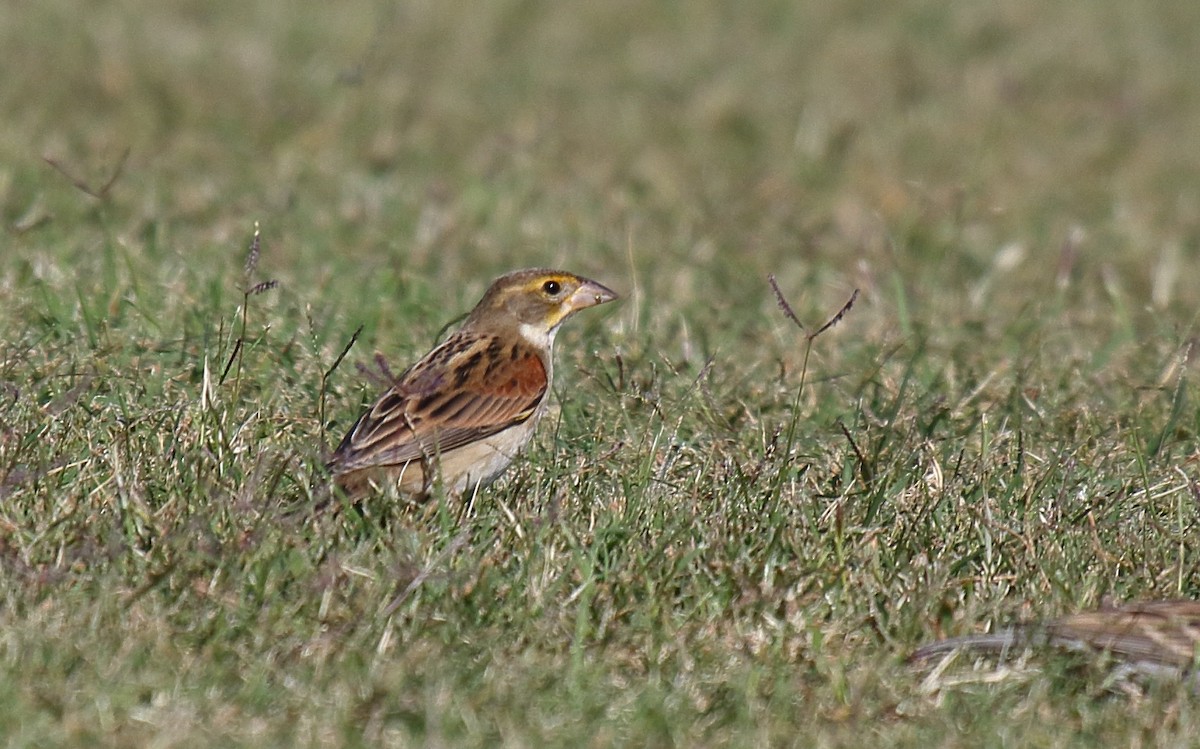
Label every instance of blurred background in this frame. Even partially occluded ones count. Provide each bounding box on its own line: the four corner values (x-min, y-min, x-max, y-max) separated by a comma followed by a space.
6, 0, 1200, 346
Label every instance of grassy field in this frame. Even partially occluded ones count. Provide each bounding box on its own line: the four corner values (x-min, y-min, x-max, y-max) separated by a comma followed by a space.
3, 0, 1200, 745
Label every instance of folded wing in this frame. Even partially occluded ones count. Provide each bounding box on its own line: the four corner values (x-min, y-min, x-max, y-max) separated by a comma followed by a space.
328, 333, 548, 475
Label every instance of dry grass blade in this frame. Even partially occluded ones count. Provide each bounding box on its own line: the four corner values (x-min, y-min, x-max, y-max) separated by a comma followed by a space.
768, 274, 805, 333
768, 275, 859, 342
813, 289, 860, 339
43, 147, 130, 200
768, 275, 857, 410
219, 337, 243, 385
245, 221, 262, 279
836, 418, 872, 484
247, 280, 279, 296
319, 325, 363, 443
325, 326, 364, 383
382, 531, 470, 617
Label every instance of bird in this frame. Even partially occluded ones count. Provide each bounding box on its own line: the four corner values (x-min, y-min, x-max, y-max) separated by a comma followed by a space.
326, 268, 617, 501
911, 599, 1200, 684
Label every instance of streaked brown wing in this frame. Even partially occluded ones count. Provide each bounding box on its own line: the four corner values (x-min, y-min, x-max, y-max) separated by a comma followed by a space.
1048, 600, 1200, 667
911, 599, 1200, 670
328, 334, 547, 475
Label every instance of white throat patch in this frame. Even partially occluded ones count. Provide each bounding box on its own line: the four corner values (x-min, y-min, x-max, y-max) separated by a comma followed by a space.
518, 321, 558, 350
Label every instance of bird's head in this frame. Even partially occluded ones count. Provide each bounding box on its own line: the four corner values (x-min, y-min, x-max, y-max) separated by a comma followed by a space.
466, 269, 618, 345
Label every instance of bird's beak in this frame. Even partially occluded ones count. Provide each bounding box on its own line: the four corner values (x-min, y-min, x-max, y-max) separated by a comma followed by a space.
566, 278, 618, 312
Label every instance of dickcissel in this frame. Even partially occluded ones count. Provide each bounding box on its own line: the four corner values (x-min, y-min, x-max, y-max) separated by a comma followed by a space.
912, 598, 1200, 681
327, 268, 617, 499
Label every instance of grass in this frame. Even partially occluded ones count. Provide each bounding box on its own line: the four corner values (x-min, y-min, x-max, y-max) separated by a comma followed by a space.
3, 0, 1200, 745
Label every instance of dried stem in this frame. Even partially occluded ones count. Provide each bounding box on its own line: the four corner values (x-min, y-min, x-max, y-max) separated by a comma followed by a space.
43, 147, 130, 201
320, 325, 363, 443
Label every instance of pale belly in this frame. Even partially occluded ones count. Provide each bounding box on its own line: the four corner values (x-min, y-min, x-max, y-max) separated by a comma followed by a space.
338, 414, 540, 500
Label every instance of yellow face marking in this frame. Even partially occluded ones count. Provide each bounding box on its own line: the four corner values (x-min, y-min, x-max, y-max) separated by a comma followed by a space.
520, 275, 577, 301
514, 275, 577, 330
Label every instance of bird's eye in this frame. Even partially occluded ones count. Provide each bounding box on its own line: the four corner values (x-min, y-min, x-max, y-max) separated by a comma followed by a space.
542, 280, 562, 295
